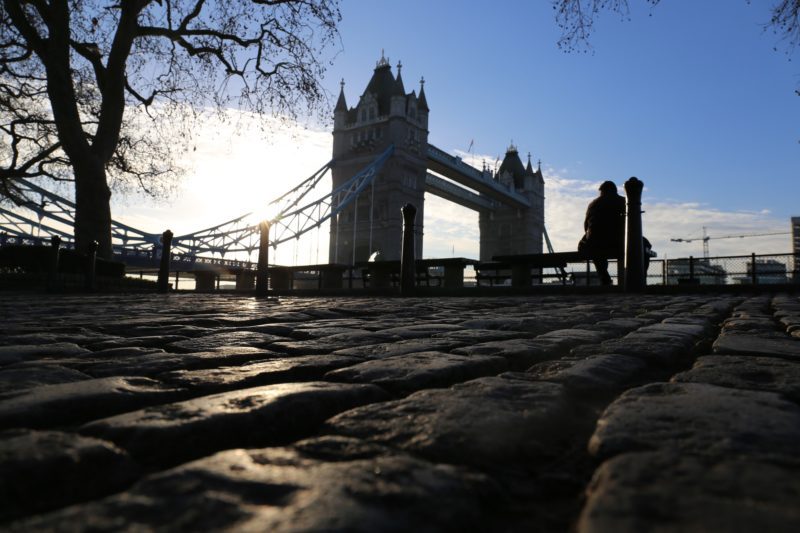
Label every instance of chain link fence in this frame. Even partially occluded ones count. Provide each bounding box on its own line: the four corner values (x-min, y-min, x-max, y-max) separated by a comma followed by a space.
556, 254, 800, 286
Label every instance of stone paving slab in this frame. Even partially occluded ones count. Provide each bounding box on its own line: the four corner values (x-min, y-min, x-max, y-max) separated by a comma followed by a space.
2, 291, 799, 530
81, 381, 388, 467
527, 354, 649, 398
0, 364, 92, 395
158, 354, 363, 393
579, 451, 800, 533
672, 354, 800, 402
0, 343, 91, 366
324, 351, 508, 394
712, 332, 800, 360
326, 376, 585, 468
0, 430, 139, 522
333, 337, 463, 359
9, 436, 502, 532
0, 376, 186, 429
589, 382, 800, 461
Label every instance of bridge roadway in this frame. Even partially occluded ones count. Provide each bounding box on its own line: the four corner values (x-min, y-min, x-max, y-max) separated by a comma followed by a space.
117, 249, 255, 273
2, 292, 799, 530
426, 144, 531, 210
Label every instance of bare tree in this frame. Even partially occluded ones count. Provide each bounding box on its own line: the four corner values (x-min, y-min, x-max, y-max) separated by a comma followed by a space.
1, 0, 340, 258
553, 0, 800, 62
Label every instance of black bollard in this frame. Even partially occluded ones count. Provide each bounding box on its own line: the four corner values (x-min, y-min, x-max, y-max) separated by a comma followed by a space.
400, 203, 417, 296
85, 240, 98, 292
47, 236, 61, 291
256, 221, 270, 297
624, 177, 645, 291
157, 230, 173, 294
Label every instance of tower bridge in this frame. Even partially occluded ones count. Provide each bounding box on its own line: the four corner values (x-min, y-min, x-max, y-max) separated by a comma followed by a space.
330, 53, 546, 263
1, 54, 549, 268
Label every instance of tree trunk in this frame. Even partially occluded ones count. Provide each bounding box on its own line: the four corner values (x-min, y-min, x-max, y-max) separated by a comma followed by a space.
73, 156, 113, 260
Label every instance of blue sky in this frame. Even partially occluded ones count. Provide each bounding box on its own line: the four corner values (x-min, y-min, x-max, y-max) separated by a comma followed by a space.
115, 0, 799, 262
331, 0, 797, 212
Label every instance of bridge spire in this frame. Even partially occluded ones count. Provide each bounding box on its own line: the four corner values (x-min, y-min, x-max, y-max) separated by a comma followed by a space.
335, 78, 347, 112
376, 49, 390, 68
418, 76, 429, 111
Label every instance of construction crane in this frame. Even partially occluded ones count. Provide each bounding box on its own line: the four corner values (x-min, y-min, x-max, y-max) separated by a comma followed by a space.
670, 226, 790, 258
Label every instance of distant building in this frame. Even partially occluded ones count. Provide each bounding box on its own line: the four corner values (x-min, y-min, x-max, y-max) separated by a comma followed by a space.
667, 258, 727, 285
746, 259, 789, 284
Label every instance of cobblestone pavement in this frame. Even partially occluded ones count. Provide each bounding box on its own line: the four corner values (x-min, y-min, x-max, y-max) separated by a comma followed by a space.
2, 292, 800, 531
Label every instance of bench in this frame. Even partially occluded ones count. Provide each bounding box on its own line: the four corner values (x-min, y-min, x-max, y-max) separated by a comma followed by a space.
269, 264, 351, 290
492, 251, 624, 287
357, 258, 478, 289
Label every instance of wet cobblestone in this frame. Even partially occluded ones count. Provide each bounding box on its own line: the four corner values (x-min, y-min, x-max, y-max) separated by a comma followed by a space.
1, 292, 799, 530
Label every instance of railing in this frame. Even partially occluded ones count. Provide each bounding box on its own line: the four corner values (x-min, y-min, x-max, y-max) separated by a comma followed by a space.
555, 253, 800, 286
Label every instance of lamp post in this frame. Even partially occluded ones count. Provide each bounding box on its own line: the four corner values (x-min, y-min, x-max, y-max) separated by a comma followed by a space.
256, 220, 271, 297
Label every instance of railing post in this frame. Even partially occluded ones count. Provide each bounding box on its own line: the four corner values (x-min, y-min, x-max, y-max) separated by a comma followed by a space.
47, 236, 61, 291
689, 256, 695, 283
157, 230, 173, 293
256, 221, 270, 297
85, 240, 98, 292
624, 177, 645, 291
751, 253, 758, 285
401, 203, 417, 296
662, 259, 667, 286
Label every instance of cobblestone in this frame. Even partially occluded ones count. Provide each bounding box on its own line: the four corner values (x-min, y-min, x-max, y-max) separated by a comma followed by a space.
1, 291, 799, 530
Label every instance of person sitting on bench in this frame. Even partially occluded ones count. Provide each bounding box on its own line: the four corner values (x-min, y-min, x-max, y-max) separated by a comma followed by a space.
578, 181, 626, 286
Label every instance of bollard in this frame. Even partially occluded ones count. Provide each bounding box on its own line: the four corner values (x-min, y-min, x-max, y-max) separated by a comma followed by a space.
157, 230, 173, 293
48, 236, 61, 291
85, 240, 98, 292
400, 203, 417, 296
624, 177, 645, 291
256, 221, 270, 297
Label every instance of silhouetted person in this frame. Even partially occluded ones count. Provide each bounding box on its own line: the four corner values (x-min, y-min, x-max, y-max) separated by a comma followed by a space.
579, 181, 626, 285
643, 237, 655, 279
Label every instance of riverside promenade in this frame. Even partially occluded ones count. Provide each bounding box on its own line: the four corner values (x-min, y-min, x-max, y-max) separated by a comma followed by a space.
2, 291, 800, 531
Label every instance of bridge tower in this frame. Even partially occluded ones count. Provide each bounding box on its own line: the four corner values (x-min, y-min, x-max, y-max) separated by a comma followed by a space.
479, 146, 545, 260
330, 53, 429, 263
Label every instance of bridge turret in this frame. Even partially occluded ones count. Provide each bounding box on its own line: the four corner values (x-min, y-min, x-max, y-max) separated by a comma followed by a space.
479, 144, 545, 261
329, 54, 429, 263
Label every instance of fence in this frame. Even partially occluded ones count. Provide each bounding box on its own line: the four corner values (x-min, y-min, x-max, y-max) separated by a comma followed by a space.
552, 253, 799, 287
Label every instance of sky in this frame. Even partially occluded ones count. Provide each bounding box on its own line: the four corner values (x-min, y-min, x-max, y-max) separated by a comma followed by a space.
113, 0, 800, 264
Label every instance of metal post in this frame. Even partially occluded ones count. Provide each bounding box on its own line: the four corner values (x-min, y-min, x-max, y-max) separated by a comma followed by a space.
352, 196, 358, 265
334, 213, 340, 264
157, 230, 173, 294
85, 240, 98, 292
174, 271, 179, 291
586, 259, 591, 286
368, 181, 375, 256
662, 259, 667, 286
751, 253, 758, 285
48, 236, 61, 291
624, 177, 645, 291
401, 203, 417, 296
689, 256, 695, 283
256, 221, 270, 297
